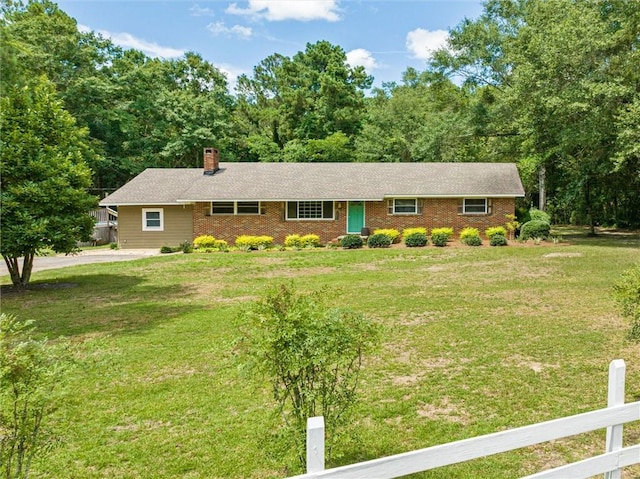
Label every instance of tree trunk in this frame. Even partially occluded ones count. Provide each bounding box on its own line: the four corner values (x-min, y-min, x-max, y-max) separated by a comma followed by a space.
2, 253, 35, 288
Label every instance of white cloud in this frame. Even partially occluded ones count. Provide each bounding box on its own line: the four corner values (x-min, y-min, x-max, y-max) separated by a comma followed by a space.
346, 48, 379, 71
406, 28, 449, 60
216, 63, 247, 91
207, 21, 253, 38
79, 24, 184, 58
190, 4, 215, 17
226, 0, 341, 22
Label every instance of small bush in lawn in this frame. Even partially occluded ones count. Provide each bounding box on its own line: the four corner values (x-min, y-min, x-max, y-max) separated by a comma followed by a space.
613, 265, 640, 341
301, 234, 321, 248
404, 232, 428, 247
485, 226, 507, 240
341, 234, 363, 249
109, 242, 119, 250
235, 235, 274, 250
194, 235, 217, 249
373, 229, 400, 243
460, 227, 482, 246
160, 245, 175, 253
529, 208, 551, 224
490, 233, 508, 246
367, 233, 392, 248
520, 220, 551, 240
284, 234, 302, 249
431, 227, 454, 240
431, 232, 449, 247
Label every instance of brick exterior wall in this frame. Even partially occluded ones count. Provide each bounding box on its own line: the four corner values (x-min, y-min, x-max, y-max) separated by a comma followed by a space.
192, 198, 516, 244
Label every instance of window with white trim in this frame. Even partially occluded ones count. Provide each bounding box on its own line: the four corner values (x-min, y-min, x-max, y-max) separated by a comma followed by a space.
460, 198, 488, 214
142, 208, 164, 231
286, 201, 334, 220
387, 199, 424, 215
211, 201, 262, 215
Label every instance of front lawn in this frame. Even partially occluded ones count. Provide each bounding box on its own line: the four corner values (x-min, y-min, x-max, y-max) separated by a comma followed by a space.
2, 229, 639, 478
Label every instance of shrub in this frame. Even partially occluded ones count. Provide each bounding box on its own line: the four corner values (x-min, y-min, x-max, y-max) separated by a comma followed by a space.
238, 284, 380, 465
284, 234, 302, 249
367, 233, 392, 248
160, 245, 175, 253
300, 234, 321, 248
460, 227, 482, 246
431, 232, 449, 247
529, 208, 551, 224
402, 227, 427, 237
341, 234, 363, 249
180, 240, 193, 253
490, 233, 508, 246
404, 232, 428, 247
213, 239, 228, 250
485, 226, 507, 240
431, 227, 454, 240
373, 229, 400, 243
235, 235, 274, 250
613, 265, 640, 341
109, 242, 119, 250
193, 235, 217, 249
520, 220, 551, 240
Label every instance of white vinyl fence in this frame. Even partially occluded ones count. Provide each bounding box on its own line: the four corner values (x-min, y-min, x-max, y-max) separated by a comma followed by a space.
286, 359, 640, 479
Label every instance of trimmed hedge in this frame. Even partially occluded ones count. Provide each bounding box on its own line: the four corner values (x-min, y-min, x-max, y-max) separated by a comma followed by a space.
194, 235, 217, 249
520, 220, 551, 240
373, 228, 400, 243
460, 227, 482, 246
402, 227, 427, 237
367, 233, 392, 248
431, 232, 449, 247
485, 226, 507, 240
490, 233, 508, 246
341, 234, 363, 249
235, 235, 274, 250
431, 227, 454, 240
404, 232, 428, 247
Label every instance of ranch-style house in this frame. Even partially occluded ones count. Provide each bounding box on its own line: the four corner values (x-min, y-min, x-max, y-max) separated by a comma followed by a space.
100, 148, 525, 248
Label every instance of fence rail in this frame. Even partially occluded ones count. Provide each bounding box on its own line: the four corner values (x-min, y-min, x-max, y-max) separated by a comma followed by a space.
286, 359, 639, 479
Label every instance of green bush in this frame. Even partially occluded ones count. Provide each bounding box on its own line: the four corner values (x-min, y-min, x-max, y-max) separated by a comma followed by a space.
404, 232, 428, 247
300, 234, 321, 248
529, 208, 551, 224
520, 220, 551, 240
180, 241, 193, 253
613, 265, 640, 341
485, 226, 507, 239
431, 232, 449, 247
193, 235, 217, 249
235, 235, 274, 250
460, 227, 482, 246
160, 245, 176, 253
431, 227, 454, 240
490, 233, 508, 246
109, 242, 119, 250
284, 234, 302, 248
373, 228, 400, 243
341, 234, 363, 249
367, 233, 392, 248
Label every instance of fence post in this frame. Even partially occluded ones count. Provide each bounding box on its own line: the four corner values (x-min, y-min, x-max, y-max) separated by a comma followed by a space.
604, 359, 626, 479
306, 416, 325, 474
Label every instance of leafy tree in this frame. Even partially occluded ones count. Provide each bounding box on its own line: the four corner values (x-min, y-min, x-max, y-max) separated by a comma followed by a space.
0, 313, 73, 478
613, 265, 640, 341
237, 284, 380, 466
0, 76, 97, 288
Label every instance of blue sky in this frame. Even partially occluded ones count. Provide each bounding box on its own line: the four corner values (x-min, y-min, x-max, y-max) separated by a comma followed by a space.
59, 0, 484, 90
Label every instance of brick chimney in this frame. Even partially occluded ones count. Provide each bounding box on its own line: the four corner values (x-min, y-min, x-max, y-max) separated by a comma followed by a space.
203, 147, 219, 175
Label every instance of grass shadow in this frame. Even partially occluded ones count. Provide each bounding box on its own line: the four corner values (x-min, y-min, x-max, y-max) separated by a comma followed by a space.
1, 273, 202, 339
553, 225, 640, 248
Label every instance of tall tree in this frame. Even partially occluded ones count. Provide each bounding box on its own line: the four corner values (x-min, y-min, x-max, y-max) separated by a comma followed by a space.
236, 41, 372, 161
1, 76, 97, 288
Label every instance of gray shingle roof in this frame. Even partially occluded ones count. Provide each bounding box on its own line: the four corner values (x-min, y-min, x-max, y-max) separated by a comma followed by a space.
100, 162, 525, 205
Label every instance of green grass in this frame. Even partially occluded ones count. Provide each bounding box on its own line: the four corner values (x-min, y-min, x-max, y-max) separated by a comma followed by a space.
2, 228, 640, 478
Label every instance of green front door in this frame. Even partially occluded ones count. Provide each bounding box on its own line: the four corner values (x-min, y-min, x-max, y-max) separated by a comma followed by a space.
347, 201, 365, 234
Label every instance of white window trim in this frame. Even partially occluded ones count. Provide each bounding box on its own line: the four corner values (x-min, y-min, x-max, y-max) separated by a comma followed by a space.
286, 201, 335, 221
211, 201, 261, 215
388, 198, 423, 215
462, 198, 488, 215
142, 208, 164, 232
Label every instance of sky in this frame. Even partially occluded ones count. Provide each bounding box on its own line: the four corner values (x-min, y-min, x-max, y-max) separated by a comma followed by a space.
58, 0, 485, 90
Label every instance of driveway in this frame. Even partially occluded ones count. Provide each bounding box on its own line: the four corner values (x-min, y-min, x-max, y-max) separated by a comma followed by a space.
1, 248, 160, 275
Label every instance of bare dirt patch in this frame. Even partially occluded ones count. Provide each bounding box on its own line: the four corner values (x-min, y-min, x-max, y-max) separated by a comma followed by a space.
257, 266, 336, 278
417, 396, 471, 424
542, 252, 583, 258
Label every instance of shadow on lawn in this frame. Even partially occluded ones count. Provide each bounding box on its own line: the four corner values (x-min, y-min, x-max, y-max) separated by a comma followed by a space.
554, 226, 640, 248
1, 273, 202, 339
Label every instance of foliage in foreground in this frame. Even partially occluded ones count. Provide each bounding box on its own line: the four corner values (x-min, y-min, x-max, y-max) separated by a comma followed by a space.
0, 314, 72, 479
237, 284, 380, 467
613, 265, 640, 341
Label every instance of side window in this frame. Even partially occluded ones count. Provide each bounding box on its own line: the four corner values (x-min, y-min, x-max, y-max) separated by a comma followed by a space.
142, 208, 164, 231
